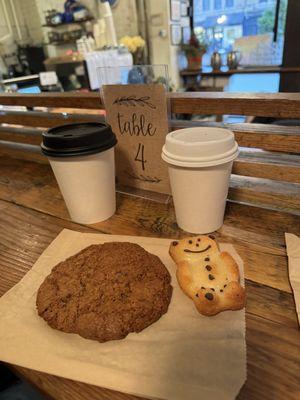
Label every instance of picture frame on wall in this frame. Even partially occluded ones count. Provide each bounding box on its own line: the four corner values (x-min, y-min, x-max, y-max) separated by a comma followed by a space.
170, 0, 181, 22
171, 24, 182, 45
180, 1, 188, 17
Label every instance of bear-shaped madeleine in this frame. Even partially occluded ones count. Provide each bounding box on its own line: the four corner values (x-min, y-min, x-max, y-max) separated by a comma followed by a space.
169, 236, 245, 316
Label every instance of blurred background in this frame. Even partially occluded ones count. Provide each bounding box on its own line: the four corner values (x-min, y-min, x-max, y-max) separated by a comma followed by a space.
0, 0, 298, 97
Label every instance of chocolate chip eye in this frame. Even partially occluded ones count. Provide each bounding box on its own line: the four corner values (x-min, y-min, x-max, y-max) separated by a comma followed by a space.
172, 241, 178, 246
197, 238, 201, 242
195, 293, 199, 297
205, 292, 214, 301
204, 257, 210, 262
208, 274, 215, 280
188, 240, 192, 244
196, 243, 199, 247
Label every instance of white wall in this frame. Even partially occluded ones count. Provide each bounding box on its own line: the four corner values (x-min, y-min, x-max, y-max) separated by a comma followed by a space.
145, 0, 181, 89
20, 0, 43, 43
0, 0, 43, 56
35, 0, 138, 40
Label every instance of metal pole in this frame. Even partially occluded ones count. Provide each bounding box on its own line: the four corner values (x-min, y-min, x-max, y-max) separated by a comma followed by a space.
273, 0, 281, 42
190, 0, 194, 31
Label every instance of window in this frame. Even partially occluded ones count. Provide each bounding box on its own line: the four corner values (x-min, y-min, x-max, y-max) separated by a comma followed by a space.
203, 0, 210, 11
223, 25, 243, 46
214, 0, 222, 9
193, 0, 288, 67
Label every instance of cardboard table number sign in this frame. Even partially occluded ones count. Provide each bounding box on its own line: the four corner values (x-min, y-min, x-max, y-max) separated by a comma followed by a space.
102, 84, 170, 194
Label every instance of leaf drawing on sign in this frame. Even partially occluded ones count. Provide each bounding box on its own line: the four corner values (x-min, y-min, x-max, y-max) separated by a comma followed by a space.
124, 170, 161, 183
113, 96, 156, 109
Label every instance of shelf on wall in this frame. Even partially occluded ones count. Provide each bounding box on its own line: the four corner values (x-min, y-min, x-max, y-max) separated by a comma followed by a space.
42, 17, 94, 28
44, 40, 77, 46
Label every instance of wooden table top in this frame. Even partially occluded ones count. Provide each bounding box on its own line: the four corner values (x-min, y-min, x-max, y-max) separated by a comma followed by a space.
0, 155, 300, 400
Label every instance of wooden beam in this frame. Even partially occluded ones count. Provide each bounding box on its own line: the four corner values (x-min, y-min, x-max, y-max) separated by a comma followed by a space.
235, 151, 300, 184
171, 120, 300, 153
1, 92, 300, 117
0, 142, 299, 214
170, 92, 300, 117
0, 92, 103, 109
0, 138, 299, 184
0, 110, 104, 127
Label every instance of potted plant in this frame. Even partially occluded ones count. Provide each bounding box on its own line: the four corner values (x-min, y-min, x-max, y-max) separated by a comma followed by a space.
180, 32, 207, 70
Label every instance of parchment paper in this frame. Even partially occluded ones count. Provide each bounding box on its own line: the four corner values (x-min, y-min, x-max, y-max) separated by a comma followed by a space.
0, 229, 246, 400
285, 233, 300, 326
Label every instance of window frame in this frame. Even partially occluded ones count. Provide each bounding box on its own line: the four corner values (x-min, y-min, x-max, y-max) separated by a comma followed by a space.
202, 0, 210, 11
225, 0, 234, 8
214, 0, 222, 10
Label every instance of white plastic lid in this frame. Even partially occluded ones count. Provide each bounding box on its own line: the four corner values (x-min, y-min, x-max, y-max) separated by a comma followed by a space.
161, 127, 239, 167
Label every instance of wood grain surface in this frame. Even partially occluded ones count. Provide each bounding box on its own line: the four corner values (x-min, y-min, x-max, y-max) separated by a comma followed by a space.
2, 140, 299, 184
0, 110, 104, 127
234, 151, 300, 184
171, 121, 300, 154
0, 155, 300, 400
1, 153, 299, 216
2, 91, 300, 117
3, 119, 300, 154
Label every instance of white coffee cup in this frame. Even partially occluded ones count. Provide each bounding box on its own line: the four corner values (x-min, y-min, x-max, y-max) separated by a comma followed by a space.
162, 127, 238, 233
42, 122, 117, 224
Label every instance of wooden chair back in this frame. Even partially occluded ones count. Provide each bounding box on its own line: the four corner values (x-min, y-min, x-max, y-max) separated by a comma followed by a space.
0, 92, 299, 214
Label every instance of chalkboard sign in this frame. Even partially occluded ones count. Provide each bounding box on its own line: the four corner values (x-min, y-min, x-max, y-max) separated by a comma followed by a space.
102, 84, 170, 194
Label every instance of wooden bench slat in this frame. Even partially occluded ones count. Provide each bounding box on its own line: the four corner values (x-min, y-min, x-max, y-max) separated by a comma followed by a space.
1, 140, 299, 184
234, 160, 300, 184
0, 110, 104, 127
170, 92, 300, 117
1, 92, 300, 117
230, 175, 300, 215
0, 127, 42, 145
1, 116, 300, 153
0, 92, 103, 109
236, 151, 300, 184
171, 120, 300, 153
1, 142, 299, 214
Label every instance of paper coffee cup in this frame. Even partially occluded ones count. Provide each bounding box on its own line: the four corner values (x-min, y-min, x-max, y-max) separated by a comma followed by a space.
41, 122, 117, 224
162, 127, 238, 233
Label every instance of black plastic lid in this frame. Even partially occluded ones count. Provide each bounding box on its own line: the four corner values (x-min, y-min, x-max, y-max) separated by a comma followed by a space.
41, 122, 117, 157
